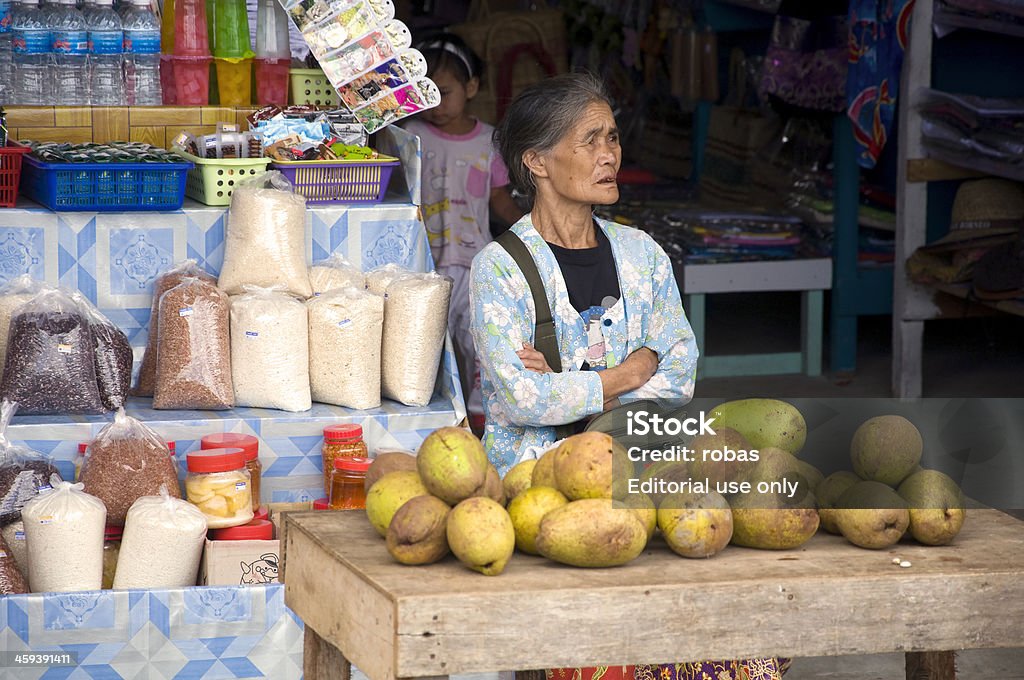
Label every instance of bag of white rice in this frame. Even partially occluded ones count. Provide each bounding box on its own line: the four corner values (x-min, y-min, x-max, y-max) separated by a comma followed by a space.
22, 475, 106, 593
113, 485, 207, 589
381, 272, 453, 406
230, 286, 311, 412
218, 172, 311, 298
364, 263, 411, 296
309, 254, 365, 298
307, 287, 384, 410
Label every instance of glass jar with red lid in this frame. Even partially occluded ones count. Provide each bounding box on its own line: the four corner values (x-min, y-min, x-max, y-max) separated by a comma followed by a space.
201, 433, 261, 506
185, 447, 254, 529
329, 456, 372, 510
321, 424, 368, 494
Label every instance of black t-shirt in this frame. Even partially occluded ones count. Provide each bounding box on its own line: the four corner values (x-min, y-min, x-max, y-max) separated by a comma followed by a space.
547, 225, 621, 372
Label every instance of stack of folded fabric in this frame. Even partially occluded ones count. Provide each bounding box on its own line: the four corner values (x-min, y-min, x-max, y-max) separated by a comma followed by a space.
918, 89, 1024, 179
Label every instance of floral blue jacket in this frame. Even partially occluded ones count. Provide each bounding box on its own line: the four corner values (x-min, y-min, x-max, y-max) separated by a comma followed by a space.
469, 214, 699, 474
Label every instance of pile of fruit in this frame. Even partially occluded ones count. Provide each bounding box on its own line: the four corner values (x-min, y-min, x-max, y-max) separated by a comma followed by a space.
362, 399, 967, 576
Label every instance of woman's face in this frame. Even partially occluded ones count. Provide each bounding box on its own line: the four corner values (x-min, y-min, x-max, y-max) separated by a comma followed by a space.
538, 101, 621, 206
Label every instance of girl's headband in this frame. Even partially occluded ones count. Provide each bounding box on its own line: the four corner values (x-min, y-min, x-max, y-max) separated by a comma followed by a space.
418, 39, 476, 79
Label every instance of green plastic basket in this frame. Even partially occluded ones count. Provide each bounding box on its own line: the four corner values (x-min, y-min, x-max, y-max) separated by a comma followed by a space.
289, 68, 341, 106
176, 150, 272, 206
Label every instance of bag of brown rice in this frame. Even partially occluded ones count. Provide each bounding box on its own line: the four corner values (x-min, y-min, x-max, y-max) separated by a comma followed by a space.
134, 260, 217, 397
80, 408, 180, 526
153, 277, 234, 411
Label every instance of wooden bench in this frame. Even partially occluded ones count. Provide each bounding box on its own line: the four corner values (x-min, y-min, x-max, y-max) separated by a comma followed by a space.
679, 258, 833, 378
282, 508, 1024, 680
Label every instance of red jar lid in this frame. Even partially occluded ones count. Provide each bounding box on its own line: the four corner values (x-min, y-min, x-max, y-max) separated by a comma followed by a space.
104, 525, 123, 541
187, 447, 246, 473
313, 497, 330, 510
78, 442, 89, 454
333, 456, 372, 472
324, 424, 363, 443
210, 519, 274, 541
253, 505, 269, 521
201, 433, 258, 460
167, 441, 176, 454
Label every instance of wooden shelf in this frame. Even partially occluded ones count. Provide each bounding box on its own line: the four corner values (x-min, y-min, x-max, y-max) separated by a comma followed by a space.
935, 7, 1024, 40
933, 282, 1024, 318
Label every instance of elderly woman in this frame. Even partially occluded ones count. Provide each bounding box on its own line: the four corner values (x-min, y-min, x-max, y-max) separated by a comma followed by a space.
468, 73, 789, 680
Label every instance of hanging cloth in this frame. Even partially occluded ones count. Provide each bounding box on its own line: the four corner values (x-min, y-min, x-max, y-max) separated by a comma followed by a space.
846, 0, 917, 168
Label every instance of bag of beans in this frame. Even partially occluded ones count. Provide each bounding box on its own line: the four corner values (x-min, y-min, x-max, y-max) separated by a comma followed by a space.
134, 260, 217, 397
381, 272, 453, 406
218, 172, 312, 298
309, 254, 365, 298
230, 286, 311, 412
153, 276, 234, 411
0, 276, 48, 387
22, 475, 106, 593
80, 408, 180, 526
307, 287, 384, 410
0, 531, 28, 594
0, 400, 61, 526
0, 288, 105, 415
70, 292, 133, 411
114, 485, 207, 589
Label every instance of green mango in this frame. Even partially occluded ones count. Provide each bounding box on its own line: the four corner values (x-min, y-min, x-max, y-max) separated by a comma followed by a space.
707, 398, 807, 456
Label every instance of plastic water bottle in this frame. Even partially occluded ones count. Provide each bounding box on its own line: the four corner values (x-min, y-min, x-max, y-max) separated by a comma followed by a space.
0, 0, 13, 103
86, 0, 122, 104
11, 0, 52, 105
121, 0, 160, 104
48, 0, 90, 104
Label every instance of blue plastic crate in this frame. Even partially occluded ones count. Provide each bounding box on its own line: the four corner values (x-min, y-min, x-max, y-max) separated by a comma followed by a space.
19, 154, 193, 212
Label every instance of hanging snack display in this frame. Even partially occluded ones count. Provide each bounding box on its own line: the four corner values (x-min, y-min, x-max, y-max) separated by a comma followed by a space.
153, 277, 234, 411
79, 409, 182, 526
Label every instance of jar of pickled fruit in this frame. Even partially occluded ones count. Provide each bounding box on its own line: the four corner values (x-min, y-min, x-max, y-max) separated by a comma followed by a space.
184, 447, 254, 529
201, 433, 261, 506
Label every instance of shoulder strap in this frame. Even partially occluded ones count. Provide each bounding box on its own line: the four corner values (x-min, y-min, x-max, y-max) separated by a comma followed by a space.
493, 230, 574, 442
494, 230, 561, 373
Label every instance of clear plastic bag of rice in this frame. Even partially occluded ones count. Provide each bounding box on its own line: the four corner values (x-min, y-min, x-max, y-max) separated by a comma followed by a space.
309, 253, 365, 298
230, 285, 311, 412
218, 171, 312, 298
153, 277, 234, 411
0, 400, 62, 527
0, 275, 48, 387
382, 272, 453, 406
0, 288, 105, 415
22, 475, 106, 593
134, 260, 217, 397
80, 408, 181, 526
113, 485, 207, 589
364, 263, 411, 296
307, 287, 384, 410
70, 292, 133, 411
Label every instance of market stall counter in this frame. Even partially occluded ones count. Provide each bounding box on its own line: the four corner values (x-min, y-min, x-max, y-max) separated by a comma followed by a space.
283, 508, 1024, 680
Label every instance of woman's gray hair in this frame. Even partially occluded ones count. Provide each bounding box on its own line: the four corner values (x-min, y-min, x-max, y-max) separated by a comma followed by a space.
493, 72, 612, 203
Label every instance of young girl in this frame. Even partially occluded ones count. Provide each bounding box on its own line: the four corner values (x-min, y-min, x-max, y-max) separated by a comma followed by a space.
403, 33, 523, 432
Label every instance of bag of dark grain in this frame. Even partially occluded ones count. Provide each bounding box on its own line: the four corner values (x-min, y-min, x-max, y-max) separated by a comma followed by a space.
0, 288, 105, 415
80, 408, 181, 526
153, 276, 234, 410
0, 275, 48, 387
134, 260, 217, 397
70, 291, 133, 411
0, 399, 62, 526
0, 532, 29, 594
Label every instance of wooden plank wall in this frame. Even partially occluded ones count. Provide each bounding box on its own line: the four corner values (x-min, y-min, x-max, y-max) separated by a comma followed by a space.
5, 106, 258, 148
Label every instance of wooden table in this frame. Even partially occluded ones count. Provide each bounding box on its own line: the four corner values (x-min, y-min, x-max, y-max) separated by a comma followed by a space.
282, 509, 1024, 680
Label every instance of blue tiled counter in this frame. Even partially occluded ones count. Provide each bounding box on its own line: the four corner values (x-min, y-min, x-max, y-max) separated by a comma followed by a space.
0, 584, 303, 679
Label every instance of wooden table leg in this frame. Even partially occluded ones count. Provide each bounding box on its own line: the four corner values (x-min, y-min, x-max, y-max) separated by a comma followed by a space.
304, 625, 351, 680
906, 651, 956, 680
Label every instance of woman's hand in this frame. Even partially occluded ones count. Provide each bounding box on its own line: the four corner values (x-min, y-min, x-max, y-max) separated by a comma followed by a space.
598, 346, 659, 402
517, 342, 553, 374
